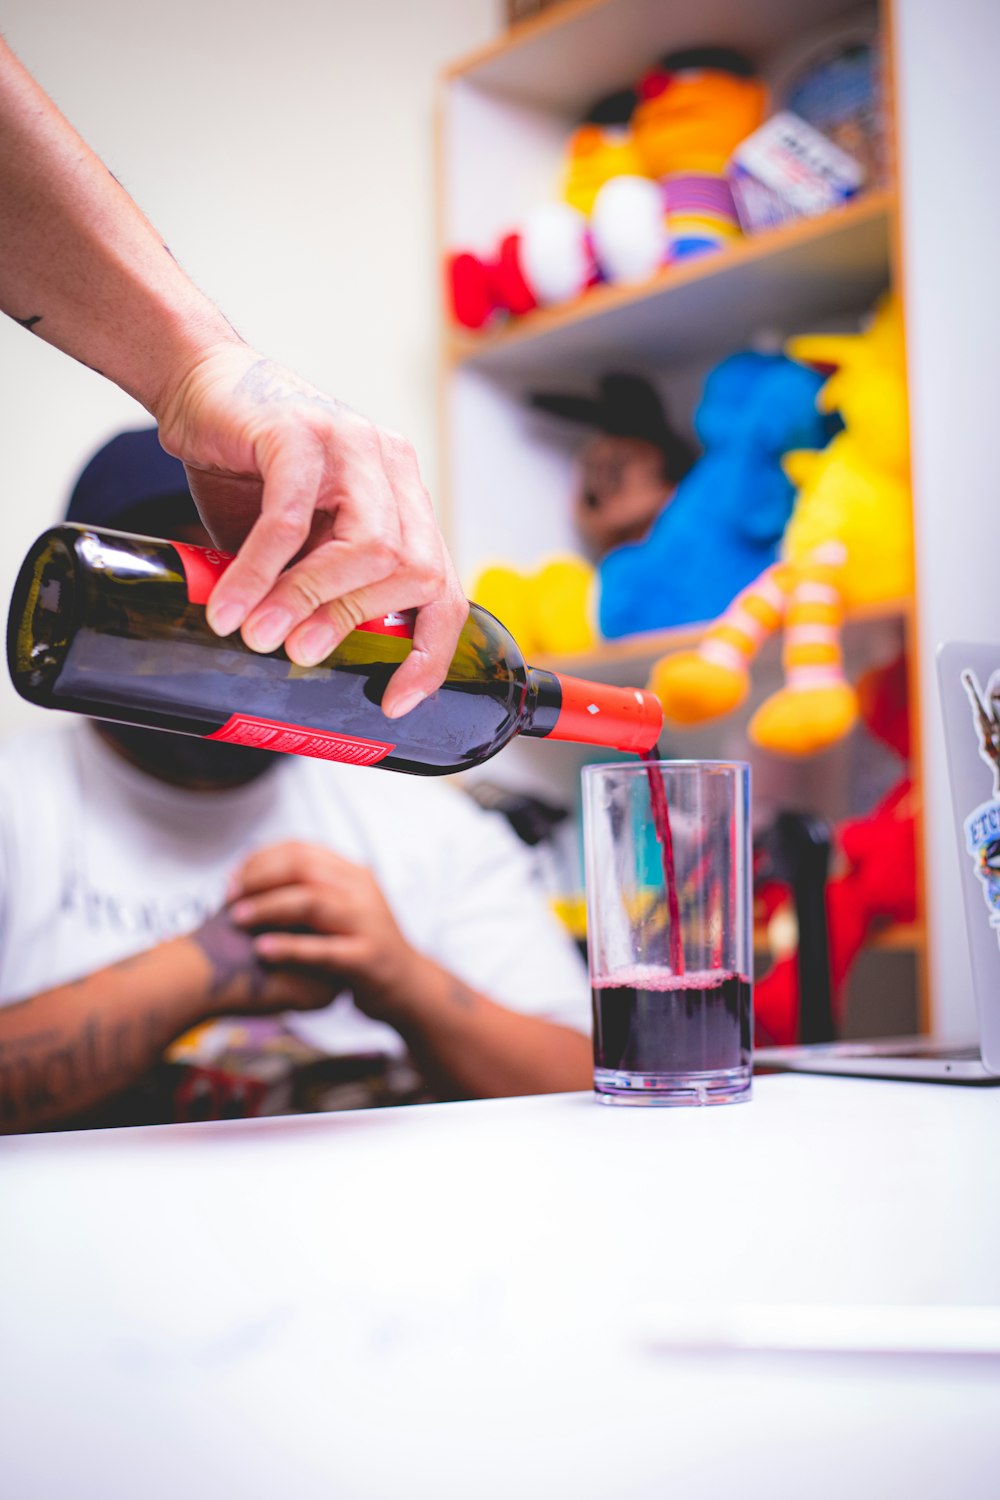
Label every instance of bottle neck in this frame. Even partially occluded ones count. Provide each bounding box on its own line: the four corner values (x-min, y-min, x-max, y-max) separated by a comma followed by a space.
522, 668, 662, 755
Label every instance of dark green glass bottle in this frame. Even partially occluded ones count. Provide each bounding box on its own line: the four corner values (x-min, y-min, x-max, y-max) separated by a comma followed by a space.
7, 524, 662, 775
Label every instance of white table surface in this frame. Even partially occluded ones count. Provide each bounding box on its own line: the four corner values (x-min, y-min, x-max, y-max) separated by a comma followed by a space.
2, 1075, 999, 1499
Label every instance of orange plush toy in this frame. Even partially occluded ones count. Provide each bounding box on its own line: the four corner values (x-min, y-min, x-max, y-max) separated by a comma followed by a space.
632, 46, 767, 258
754, 654, 918, 1046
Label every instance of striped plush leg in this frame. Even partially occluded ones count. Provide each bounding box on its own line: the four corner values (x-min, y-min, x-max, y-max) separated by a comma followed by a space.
749, 543, 859, 755
650, 564, 790, 725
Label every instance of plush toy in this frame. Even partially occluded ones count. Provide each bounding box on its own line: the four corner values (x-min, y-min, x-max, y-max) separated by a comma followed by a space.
449, 88, 655, 330
470, 556, 597, 659
562, 89, 645, 216
448, 51, 769, 328
633, 47, 767, 257
448, 204, 594, 331
596, 352, 833, 637
651, 295, 913, 755
754, 654, 917, 1045
530, 372, 696, 560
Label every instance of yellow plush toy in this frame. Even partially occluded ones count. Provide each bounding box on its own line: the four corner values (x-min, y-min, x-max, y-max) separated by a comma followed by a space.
651, 295, 913, 757
471, 557, 597, 660
562, 89, 646, 218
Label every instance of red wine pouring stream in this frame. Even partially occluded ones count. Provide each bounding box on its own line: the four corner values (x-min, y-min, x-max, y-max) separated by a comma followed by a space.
642, 749, 685, 977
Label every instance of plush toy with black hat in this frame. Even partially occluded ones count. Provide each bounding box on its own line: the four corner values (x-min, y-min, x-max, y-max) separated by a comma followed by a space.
530, 372, 696, 559
468, 375, 694, 659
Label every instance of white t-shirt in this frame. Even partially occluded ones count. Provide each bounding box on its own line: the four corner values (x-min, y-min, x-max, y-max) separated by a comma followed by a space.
0, 723, 590, 1055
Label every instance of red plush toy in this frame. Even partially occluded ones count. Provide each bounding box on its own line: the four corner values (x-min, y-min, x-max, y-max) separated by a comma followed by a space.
754, 653, 918, 1045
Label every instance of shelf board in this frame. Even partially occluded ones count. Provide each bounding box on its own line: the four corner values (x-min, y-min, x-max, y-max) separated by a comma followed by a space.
448, 191, 895, 380
753, 921, 923, 958
532, 595, 913, 687
549, 901, 923, 955
446, 0, 874, 114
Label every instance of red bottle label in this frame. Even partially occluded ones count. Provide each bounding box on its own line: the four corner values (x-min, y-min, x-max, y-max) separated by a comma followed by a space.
207, 714, 395, 766
173, 543, 415, 642
174, 542, 233, 604
357, 611, 415, 638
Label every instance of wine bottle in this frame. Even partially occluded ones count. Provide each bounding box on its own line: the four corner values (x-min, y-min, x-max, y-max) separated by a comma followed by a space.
7, 525, 662, 776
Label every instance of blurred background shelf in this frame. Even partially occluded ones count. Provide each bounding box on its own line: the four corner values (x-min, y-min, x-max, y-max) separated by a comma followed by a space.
448, 191, 895, 380
532, 596, 912, 686
439, 0, 927, 1045
447, 0, 873, 112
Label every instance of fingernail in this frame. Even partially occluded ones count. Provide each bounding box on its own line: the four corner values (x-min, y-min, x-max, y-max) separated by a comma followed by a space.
243, 607, 293, 653
385, 689, 426, 720
224, 874, 242, 902
255, 934, 280, 956
230, 900, 254, 924
207, 600, 245, 637
289, 622, 336, 667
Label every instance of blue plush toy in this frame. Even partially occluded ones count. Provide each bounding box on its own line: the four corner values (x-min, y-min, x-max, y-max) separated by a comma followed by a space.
598, 352, 835, 637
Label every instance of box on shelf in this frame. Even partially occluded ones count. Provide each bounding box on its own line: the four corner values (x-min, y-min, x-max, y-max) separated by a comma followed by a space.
729, 111, 865, 233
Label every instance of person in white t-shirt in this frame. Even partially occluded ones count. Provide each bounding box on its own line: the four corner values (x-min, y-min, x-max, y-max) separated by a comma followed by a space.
0, 430, 591, 1134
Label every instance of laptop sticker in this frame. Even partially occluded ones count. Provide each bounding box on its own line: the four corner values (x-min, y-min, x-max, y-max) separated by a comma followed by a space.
960, 667, 1000, 942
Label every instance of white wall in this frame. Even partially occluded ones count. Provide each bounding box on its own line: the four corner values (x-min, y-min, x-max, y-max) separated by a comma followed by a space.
894, 0, 1000, 1036
0, 0, 496, 736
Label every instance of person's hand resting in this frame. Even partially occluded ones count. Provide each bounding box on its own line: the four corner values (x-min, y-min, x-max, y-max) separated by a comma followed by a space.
227, 840, 418, 1021
155, 344, 469, 719
227, 839, 593, 1101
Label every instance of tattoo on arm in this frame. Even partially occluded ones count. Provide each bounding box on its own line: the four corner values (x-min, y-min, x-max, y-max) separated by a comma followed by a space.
14, 313, 42, 331
191, 911, 267, 1001
0, 1005, 169, 1130
233, 358, 340, 416
449, 980, 477, 1011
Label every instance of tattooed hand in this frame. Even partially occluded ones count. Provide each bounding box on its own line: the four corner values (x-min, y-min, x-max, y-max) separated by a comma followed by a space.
227, 841, 417, 1022
153, 343, 468, 719
191, 909, 331, 1015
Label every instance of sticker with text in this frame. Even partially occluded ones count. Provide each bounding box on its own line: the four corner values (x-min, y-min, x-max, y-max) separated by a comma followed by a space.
207, 714, 395, 766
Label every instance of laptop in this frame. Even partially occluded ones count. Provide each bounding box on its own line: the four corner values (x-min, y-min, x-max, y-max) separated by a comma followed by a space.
756, 641, 1000, 1084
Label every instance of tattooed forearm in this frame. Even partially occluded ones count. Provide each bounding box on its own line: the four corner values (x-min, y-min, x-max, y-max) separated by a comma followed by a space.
192, 911, 267, 1001
14, 312, 42, 330
0, 1005, 169, 1130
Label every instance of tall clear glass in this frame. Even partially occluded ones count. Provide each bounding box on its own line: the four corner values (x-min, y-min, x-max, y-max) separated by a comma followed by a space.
582, 760, 752, 1106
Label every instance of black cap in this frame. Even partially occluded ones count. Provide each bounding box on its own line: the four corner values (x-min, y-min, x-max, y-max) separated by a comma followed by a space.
530, 373, 696, 482
581, 88, 638, 127
65, 427, 199, 532
660, 47, 757, 78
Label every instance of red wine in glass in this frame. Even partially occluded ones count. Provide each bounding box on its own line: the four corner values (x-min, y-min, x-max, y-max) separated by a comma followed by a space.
592, 968, 752, 1081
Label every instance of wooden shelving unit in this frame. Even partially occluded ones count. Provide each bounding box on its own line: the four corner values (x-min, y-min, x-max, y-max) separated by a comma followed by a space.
448, 191, 895, 380
437, 0, 922, 1039
535, 596, 912, 686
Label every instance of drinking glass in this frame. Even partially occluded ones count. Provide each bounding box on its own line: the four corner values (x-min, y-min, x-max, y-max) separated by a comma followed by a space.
582, 759, 752, 1106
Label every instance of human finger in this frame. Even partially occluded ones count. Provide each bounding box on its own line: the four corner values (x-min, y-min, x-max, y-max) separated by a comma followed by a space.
255, 931, 360, 969
243, 524, 402, 660
230, 884, 347, 934
366, 431, 468, 712
238, 425, 402, 652
381, 592, 469, 718
201, 435, 326, 639
229, 841, 355, 900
